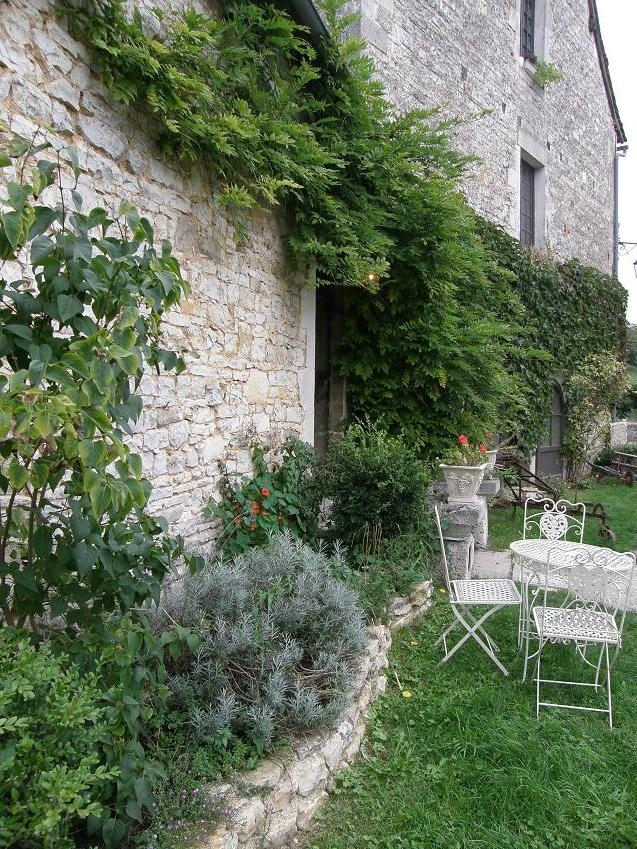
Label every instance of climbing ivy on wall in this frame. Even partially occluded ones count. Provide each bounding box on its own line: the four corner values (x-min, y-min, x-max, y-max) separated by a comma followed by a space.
58, 0, 627, 461
476, 219, 627, 453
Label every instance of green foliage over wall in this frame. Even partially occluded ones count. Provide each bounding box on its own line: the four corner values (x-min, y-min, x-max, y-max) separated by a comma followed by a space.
59, 0, 627, 461
61, 0, 520, 455
476, 219, 627, 453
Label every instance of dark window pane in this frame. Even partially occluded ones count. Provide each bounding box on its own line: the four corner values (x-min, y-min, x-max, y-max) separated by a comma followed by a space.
521, 0, 535, 57
520, 159, 535, 246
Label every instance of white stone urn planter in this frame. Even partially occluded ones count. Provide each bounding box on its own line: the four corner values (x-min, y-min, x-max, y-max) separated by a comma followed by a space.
439, 463, 487, 503
485, 450, 498, 471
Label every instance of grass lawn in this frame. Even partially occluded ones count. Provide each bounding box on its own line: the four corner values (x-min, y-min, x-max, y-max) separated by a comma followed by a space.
309, 602, 637, 849
488, 477, 637, 552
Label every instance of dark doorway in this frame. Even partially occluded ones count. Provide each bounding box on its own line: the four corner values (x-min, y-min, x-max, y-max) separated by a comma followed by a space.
536, 383, 565, 477
314, 288, 347, 453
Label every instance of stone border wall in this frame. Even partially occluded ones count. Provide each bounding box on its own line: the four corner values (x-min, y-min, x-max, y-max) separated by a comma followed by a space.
198, 581, 434, 849
611, 420, 637, 447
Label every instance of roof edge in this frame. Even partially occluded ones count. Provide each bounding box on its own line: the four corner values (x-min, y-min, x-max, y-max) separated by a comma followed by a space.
588, 0, 627, 145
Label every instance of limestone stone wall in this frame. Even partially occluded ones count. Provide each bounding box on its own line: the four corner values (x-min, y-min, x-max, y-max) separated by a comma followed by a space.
350, 0, 617, 272
0, 0, 316, 548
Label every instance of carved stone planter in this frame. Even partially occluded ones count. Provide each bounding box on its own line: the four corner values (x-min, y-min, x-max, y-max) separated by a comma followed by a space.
439, 463, 487, 504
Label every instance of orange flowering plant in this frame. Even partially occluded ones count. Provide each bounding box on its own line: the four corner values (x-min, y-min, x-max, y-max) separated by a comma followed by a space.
204, 437, 319, 554
441, 434, 489, 466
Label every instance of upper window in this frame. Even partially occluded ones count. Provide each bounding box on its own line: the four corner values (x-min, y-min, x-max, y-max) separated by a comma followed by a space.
520, 159, 536, 246
520, 0, 536, 58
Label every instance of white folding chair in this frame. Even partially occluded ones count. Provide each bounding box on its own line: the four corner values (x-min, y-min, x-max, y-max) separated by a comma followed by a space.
533, 545, 636, 728
434, 506, 521, 676
518, 495, 587, 668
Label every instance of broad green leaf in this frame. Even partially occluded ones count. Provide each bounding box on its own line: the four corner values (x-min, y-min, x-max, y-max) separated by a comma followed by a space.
73, 541, 98, 577
7, 458, 28, 489
33, 410, 53, 438
0, 411, 12, 439
31, 234, 55, 264
2, 210, 24, 246
128, 453, 143, 479
57, 293, 83, 322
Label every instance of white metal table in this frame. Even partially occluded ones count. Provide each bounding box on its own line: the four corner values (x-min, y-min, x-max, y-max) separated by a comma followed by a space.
509, 539, 633, 679
510, 539, 632, 576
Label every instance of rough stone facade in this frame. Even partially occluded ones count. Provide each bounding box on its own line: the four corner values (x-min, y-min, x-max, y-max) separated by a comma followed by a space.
0, 0, 316, 548
0, 0, 620, 547
349, 0, 617, 272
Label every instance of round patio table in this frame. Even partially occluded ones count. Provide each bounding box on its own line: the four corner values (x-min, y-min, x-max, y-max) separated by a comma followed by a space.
510, 539, 632, 576
510, 539, 634, 680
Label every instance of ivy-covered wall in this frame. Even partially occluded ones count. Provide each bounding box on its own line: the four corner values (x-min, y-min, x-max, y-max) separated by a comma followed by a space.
476, 218, 627, 454
1, 0, 628, 534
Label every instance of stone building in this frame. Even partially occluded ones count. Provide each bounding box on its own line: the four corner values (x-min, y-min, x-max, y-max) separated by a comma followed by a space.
330, 0, 627, 477
0, 0, 624, 543
345, 0, 626, 273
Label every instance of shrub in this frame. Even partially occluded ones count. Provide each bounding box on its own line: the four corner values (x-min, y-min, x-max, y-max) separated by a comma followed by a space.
204, 438, 319, 555
316, 422, 430, 548
563, 353, 628, 478
0, 133, 198, 635
331, 529, 434, 623
0, 631, 115, 848
616, 385, 637, 419
151, 533, 366, 756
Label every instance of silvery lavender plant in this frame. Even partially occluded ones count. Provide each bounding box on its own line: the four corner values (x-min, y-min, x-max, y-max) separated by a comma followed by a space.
152, 532, 366, 754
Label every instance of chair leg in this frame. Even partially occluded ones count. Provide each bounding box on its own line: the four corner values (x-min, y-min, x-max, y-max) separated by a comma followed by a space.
535, 639, 543, 720
605, 644, 613, 729
439, 605, 510, 676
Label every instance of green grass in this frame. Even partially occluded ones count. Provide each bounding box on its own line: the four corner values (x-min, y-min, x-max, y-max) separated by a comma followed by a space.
488, 477, 637, 552
309, 602, 637, 849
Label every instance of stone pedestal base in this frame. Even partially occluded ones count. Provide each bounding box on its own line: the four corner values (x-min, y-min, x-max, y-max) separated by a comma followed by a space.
434, 535, 473, 583
439, 500, 488, 551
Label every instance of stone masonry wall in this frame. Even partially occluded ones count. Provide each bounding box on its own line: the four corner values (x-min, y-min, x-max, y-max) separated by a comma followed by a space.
0, 0, 315, 549
350, 0, 617, 272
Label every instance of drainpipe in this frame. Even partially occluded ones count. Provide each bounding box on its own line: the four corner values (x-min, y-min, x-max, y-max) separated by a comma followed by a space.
614, 142, 629, 278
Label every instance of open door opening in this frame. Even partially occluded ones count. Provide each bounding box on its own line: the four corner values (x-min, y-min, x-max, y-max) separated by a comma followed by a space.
536, 382, 565, 478
314, 288, 347, 453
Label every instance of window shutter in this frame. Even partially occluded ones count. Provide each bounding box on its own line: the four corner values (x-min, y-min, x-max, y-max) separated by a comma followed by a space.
520, 159, 535, 246
521, 0, 535, 57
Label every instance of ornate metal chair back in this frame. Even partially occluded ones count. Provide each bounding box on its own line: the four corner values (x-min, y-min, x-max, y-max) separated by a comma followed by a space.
523, 496, 586, 543
538, 546, 636, 641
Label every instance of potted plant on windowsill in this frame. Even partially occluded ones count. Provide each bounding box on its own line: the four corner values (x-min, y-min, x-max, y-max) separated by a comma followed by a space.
439, 435, 489, 503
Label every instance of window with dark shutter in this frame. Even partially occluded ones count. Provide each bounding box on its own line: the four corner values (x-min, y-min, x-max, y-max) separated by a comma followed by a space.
520, 159, 535, 246
520, 0, 535, 57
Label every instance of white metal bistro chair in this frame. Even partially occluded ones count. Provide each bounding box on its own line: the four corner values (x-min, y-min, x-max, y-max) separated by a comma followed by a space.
518, 495, 587, 663
434, 506, 521, 676
533, 545, 636, 728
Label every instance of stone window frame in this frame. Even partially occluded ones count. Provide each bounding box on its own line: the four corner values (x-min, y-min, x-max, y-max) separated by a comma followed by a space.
518, 0, 547, 62
518, 142, 546, 251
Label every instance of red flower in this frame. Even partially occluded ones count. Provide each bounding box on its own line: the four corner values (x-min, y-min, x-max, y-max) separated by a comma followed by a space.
458, 434, 469, 446
263, 510, 270, 516
233, 516, 241, 525
260, 487, 270, 497
479, 444, 488, 453
251, 501, 261, 514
